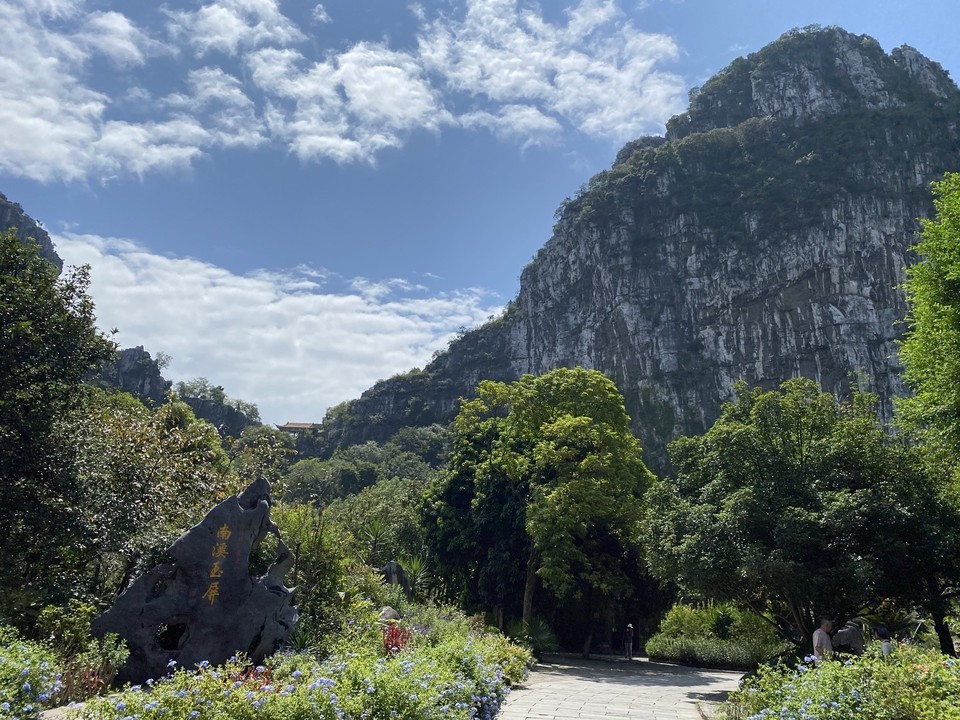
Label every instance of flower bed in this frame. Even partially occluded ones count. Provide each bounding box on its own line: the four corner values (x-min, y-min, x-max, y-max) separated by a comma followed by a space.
62, 606, 530, 720
0, 628, 62, 718
725, 644, 960, 720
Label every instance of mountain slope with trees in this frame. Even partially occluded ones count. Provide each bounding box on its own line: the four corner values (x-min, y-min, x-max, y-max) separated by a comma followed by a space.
315, 27, 960, 471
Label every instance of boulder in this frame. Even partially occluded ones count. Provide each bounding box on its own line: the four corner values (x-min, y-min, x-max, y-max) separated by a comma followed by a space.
92, 479, 297, 682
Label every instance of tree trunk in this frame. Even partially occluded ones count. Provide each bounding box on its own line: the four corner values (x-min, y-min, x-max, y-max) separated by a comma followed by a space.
582, 632, 592, 658
522, 547, 538, 630
114, 557, 133, 598
931, 602, 957, 657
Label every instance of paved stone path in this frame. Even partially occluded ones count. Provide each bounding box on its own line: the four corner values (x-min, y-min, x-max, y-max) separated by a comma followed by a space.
498, 657, 744, 720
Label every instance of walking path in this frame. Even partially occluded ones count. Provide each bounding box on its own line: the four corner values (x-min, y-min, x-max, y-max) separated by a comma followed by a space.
498, 656, 744, 720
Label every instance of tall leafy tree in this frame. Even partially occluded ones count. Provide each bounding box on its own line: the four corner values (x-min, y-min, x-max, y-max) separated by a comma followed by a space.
899, 172, 960, 459
894, 171, 960, 653
0, 231, 116, 620
423, 367, 654, 634
65, 389, 235, 598
644, 378, 960, 653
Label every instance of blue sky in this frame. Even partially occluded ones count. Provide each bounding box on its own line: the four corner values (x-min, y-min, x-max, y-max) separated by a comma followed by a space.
2, 0, 956, 425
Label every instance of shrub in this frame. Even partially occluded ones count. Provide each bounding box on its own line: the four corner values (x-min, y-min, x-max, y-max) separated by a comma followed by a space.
71, 604, 530, 720
646, 603, 790, 670
645, 635, 787, 670
36, 601, 129, 703
383, 624, 413, 655
506, 617, 560, 659
658, 603, 720, 639
0, 626, 62, 718
725, 644, 960, 720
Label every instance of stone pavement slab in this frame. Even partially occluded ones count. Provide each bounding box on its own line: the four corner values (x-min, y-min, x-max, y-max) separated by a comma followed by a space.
498, 657, 743, 720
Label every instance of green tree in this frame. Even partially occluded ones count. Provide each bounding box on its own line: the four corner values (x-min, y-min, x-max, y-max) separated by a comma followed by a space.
326, 473, 434, 566
174, 377, 227, 404
899, 172, 960, 460
283, 454, 380, 506
644, 378, 960, 652
0, 230, 115, 621
226, 424, 296, 489
424, 368, 654, 636
65, 390, 234, 598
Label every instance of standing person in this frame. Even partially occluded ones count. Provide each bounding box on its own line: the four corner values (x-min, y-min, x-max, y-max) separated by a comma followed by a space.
812, 618, 833, 663
875, 625, 893, 658
624, 623, 634, 660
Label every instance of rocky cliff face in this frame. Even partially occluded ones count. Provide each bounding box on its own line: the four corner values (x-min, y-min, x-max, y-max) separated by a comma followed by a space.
180, 396, 255, 439
319, 27, 960, 471
89, 346, 172, 406
0, 192, 62, 271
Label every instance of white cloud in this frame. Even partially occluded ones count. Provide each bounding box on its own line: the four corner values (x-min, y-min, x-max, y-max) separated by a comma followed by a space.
55, 233, 502, 425
418, 0, 686, 141
0, 2, 215, 182
460, 104, 562, 146
248, 42, 449, 163
338, 43, 445, 131
0, 0, 686, 181
312, 4, 331, 24
76, 11, 171, 66
166, 0, 305, 56
0, 2, 102, 181
166, 67, 266, 148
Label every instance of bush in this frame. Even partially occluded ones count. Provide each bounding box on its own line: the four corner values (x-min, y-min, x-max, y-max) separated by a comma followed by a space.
37, 601, 129, 703
725, 644, 960, 720
71, 604, 530, 720
1, 602, 130, 718
646, 603, 790, 669
0, 626, 62, 718
645, 635, 786, 670
506, 617, 560, 659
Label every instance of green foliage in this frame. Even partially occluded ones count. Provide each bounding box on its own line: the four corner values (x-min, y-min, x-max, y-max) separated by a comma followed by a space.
424, 367, 655, 632
226, 425, 296, 489
36, 600, 129, 703
645, 635, 786, 671
55, 634, 128, 704
62, 389, 234, 601
285, 431, 445, 572
899, 173, 960, 462
0, 626, 62, 717
175, 377, 228, 404
1, 603, 129, 714
38, 601, 97, 658
173, 377, 261, 433
644, 378, 960, 646
646, 603, 790, 669
327, 475, 432, 567
0, 230, 116, 622
284, 451, 379, 505
269, 503, 357, 656
71, 604, 529, 720
506, 617, 560, 659
725, 644, 960, 720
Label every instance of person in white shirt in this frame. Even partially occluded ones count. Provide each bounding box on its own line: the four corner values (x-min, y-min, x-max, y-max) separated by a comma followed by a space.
812, 618, 833, 663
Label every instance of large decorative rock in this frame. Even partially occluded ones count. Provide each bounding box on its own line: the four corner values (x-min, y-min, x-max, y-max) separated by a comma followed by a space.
92, 479, 297, 682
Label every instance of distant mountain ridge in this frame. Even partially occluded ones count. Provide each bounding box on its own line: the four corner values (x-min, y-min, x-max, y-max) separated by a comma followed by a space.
315, 27, 960, 470
0, 192, 62, 271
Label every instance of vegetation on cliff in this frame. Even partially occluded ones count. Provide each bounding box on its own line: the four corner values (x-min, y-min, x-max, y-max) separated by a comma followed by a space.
314, 27, 960, 470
